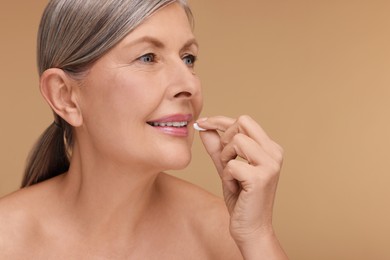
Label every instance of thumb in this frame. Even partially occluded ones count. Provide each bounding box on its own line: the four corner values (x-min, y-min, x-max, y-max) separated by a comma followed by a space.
199, 130, 224, 174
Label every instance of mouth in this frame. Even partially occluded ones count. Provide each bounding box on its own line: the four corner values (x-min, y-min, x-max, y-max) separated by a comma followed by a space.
147, 121, 188, 128
147, 114, 193, 137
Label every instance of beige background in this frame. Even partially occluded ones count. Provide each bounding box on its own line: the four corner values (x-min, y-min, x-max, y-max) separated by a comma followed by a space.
1, 0, 390, 259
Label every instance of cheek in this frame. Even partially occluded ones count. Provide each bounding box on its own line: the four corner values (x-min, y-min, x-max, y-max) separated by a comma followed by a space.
82, 74, 161, 124
79, 73, 165, 157
195, 95, 203, 118
193, 80, 203, 118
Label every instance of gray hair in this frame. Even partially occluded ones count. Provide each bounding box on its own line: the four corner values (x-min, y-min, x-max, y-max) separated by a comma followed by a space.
22, 0, 193, 188
38, 0, 192, 76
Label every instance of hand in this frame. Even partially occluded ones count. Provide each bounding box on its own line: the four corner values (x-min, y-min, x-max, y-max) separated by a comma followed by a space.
196, 115, 286, 258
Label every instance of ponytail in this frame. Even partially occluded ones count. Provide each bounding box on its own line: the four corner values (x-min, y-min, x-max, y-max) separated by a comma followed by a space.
21, 117, 72, 188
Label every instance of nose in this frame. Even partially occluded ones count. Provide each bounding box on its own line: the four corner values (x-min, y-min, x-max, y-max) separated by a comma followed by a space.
165, 58, 201, 100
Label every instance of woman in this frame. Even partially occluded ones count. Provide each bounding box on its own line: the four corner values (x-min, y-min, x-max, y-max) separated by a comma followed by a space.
0, 0, 288, 259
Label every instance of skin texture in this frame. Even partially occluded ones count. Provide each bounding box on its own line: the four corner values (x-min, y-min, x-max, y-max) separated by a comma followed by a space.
197, 116, 288, 259
0, 3, 287, 259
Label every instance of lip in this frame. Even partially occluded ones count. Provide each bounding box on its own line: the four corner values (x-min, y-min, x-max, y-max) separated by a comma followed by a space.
147, 114, 193, 123
147, 114, 193, 137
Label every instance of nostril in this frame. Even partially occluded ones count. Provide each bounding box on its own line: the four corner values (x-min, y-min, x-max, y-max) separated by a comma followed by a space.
174, 91, 192, 98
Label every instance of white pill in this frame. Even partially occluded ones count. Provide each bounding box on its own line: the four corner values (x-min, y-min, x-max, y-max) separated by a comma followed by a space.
193, 122, 207, 131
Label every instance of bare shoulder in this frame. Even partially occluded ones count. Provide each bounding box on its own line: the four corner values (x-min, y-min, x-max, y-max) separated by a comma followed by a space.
0, 178, 60, 258
0, 189, 37, 257
158, 173, 243, 260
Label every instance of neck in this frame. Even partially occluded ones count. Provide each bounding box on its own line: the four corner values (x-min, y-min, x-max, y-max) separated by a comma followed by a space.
58, 142, 163, 239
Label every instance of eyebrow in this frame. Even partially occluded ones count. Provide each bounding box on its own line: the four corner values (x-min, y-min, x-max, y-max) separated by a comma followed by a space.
123, 36, 199, 51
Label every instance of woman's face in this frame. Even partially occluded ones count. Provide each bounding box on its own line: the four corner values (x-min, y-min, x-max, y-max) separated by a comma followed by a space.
76, 3, 202, 172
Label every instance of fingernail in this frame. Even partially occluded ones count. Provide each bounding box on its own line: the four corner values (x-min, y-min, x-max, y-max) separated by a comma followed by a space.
197, 117, 208, 122
193, 122, 207, 131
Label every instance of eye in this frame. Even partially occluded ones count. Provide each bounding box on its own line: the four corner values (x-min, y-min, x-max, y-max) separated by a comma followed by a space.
182, 54, 197, 67
138, 53, 156, 63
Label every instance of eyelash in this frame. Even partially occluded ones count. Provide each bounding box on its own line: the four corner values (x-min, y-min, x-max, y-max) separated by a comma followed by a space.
182, 54, 197, 68
138, 53, 157, 63
137, 53, 197, 67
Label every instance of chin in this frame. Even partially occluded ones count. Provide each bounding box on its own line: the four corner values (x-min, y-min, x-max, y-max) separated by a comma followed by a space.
171, 156, 192, 170
161, 150, 192, 171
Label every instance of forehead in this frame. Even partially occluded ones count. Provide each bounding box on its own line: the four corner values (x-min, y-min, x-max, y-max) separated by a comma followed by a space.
118, 3, 194, 48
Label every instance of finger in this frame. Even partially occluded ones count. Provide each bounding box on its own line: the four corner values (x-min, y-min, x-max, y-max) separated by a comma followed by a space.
221, 159, 253, 194
199, 130, 224, 174
197, 115, 284, 165
196, 116, 235, 133
223, 115, 269, 145
221, 116, 284, 162
197, 115, 279, 154
223, 159, 280, 193
220, 133, 275, 168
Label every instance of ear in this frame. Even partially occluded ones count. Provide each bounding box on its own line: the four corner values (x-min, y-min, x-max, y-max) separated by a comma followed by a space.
40, 68, 83, 127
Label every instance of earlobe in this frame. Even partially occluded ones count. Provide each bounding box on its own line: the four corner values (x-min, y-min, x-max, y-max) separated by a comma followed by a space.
40, 68, 83, 127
